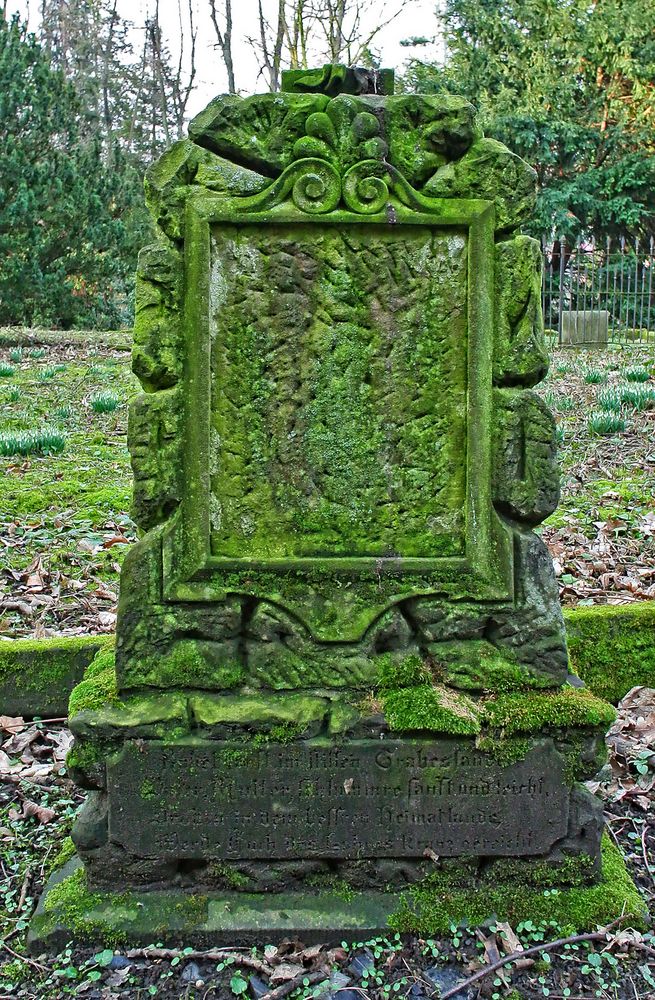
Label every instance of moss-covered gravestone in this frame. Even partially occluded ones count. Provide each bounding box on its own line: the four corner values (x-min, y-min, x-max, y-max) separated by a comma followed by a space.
31, 66, 643, 948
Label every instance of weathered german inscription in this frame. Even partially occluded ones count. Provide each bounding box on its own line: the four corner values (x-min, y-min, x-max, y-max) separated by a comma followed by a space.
108, 740, 569, 860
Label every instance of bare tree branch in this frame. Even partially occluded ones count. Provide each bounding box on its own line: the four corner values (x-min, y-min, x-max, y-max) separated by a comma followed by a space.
208, 0, 236, 93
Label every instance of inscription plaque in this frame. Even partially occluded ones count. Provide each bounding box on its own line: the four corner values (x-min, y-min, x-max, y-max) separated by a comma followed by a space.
108, 740, 569, 860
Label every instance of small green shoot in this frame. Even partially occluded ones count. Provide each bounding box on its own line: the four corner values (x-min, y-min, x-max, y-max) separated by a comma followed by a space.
624, 366, 650, 383
90, 391, 120, 413
0, 427, 66, 456
619, 385, 655, 411
587, 412, 625, 435
0, 363, 15, 377
9, 347, 22, 362
597, 389, 622, 412
583, 369, 607, 384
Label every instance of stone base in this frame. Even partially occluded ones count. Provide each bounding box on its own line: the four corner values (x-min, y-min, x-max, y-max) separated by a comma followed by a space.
29, 839, 645, 953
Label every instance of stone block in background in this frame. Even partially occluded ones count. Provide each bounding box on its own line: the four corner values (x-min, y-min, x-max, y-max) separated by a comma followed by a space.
561, 309, 610, 346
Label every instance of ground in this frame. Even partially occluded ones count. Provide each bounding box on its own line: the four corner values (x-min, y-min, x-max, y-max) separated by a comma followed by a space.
537, 345, 655, 606
1, 338, 653, 637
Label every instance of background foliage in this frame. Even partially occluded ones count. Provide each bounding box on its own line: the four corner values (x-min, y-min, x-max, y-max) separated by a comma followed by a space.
402, 0, 655, 242
1, 0, 654, 328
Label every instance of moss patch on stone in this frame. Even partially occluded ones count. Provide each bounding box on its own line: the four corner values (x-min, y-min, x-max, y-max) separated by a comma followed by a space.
377, 652, 432, 689
564, 601, 655, 703
390, 836, 645, 934
382, 685, 481, 735
68, 661, 119, 717
0, 634, 114, 718
188, 692, 328, 733
480, 688, 616, 736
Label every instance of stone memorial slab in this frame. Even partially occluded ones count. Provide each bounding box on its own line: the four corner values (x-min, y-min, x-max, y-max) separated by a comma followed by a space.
30, 65, 632, 953
107, 739, 569, 859
561, 310, 609, 346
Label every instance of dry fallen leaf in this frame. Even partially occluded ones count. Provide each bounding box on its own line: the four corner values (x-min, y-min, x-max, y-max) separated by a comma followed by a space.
270, 963, 305, 983
0, 715, 26, 734
22, 800, 56, 824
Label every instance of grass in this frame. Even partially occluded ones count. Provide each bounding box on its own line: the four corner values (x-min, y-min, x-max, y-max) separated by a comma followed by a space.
597, 388, 622, 412
583, 369, 607, 384
619, 385, 655, 410
0, 338, 136, 636
0, 363, 15, 377
537, 344, 655, 605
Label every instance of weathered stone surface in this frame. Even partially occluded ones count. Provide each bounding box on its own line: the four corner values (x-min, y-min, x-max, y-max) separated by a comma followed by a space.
106, 739, 570, 860
485, 530, 569, 682
209, 225, 468, 560
281, 65, 395, 97
424, 138, 537, 230
189, 93, 331, 174
144, 140, 268, 240
494, 236, 549, 386
493, 388, 560, 525
129, 388, 183, 531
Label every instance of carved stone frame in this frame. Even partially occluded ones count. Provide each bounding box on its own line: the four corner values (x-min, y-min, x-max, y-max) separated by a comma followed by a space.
161, 194, 513, 641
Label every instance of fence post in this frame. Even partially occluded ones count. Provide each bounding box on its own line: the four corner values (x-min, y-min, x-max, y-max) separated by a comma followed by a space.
558, 236, 566, 345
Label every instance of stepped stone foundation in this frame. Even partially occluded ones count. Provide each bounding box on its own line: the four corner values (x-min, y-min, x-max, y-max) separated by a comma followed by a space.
30, 63, 643, 948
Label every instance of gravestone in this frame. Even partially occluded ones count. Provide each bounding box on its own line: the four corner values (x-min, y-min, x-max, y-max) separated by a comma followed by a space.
31, 65, 637, 947
561, 310, 609, 346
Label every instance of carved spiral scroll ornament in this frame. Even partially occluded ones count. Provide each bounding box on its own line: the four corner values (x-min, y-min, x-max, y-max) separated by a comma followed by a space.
290, 158, 341, 214
342, 160, 391, 215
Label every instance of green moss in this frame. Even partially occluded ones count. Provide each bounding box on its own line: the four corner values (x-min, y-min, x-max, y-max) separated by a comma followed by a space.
66, 741, 106, 773
68, 665, 119, 717
40, 867, 129, 946
377, 652, 432, 688
485, 854, 597, 890
206, 864, 252, 890
382, 685, 481, 735
140, 779, 156, 800
0, 635, 113, 686
136, 640, 246, 691
481, 688, 616, 736
189, 692, 327, 732
475, 735, 532, 766
84, 648, 116, 680
435, 640, 554, 693
0, 635, 115, 717
252, 722, 304, 745
46, 836, 77, 877
391, 836, 645, 934
564, 602, 655, 703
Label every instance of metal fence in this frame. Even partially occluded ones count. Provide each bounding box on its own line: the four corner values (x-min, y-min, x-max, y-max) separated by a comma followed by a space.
542, 237, 655, 346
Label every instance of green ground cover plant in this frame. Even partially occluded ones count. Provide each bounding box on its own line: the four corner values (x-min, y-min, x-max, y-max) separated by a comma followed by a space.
583, 369, 606, 384
624, 367, 651, 383
587, 412, 625, 435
